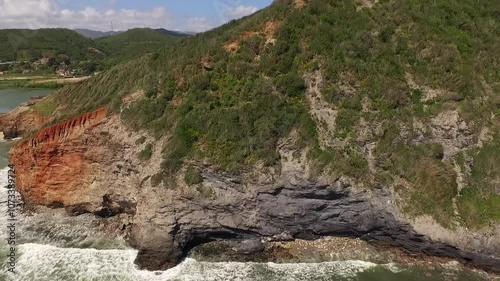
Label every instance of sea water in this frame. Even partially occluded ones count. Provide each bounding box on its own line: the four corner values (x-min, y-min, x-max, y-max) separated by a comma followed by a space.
0, 89, 51, 114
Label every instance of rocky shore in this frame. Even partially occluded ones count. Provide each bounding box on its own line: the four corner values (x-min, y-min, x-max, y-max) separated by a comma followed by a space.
1, 104, 499, 274
0, 96, 49, 140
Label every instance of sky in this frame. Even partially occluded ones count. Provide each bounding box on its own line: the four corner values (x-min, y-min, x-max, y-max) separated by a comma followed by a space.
0, 0, 274, 32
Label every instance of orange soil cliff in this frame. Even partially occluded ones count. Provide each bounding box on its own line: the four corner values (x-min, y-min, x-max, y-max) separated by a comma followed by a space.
10, 107, 108, 207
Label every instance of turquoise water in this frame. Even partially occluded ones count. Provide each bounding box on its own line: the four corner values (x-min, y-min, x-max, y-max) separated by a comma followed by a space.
0, 90, 496, 281
0, 89, 51, 114
0, 89, 51, 167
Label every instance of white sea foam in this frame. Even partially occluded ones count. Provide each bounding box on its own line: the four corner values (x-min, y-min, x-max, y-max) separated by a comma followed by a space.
7, 244, 384, 281
0, 168, 11, 237
382, 262, 408, 273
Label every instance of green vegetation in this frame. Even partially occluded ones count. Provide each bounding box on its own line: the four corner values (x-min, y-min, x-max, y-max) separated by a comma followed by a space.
184, 167, 203, 186
138, 143, 153, 161
32, 97, 57, 116
135, 136, 147, 145
374, 123, 457, 226
457, 141, 500, 228
43, 0, 500, 227
95, 28, 185, 66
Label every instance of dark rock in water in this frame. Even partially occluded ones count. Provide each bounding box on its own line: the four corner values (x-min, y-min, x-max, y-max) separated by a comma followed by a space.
30, 96, 45, 101
189, 240, 269, 263
233, 239, 265, 255
130, 224, 181, 271
95, 194, 137, 218
2, 126, 19, 140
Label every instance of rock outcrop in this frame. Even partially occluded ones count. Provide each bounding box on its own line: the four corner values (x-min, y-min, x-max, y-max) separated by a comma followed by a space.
0, 104, 49, 140
128, 168, 500, 273
10, 107, 112, 208
8, 108, 500, 274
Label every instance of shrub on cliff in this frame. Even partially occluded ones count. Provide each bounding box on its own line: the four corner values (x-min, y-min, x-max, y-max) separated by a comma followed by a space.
184, 167, 203, 186
138, 144, 153, 161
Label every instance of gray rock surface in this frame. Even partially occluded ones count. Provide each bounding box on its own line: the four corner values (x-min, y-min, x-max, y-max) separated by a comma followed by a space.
128, 171, 500, 273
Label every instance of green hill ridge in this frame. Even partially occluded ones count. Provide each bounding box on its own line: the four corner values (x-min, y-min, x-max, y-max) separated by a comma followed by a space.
95, 28, 186, 66
42, 0, 500, 229
0, 28, 97, 62
0, 28, 187, 73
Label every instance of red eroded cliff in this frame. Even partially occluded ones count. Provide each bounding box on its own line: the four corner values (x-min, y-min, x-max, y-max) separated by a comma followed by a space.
25, 107, 108, 148
10, 107, 108, 207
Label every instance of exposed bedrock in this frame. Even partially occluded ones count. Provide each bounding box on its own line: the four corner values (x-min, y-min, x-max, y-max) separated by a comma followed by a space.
8, 110, 500, 273
0, 104, 49, 140
129, 179, 500, 273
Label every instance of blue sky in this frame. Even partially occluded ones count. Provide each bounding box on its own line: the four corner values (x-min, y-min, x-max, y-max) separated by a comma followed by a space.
0, 0, 274, 32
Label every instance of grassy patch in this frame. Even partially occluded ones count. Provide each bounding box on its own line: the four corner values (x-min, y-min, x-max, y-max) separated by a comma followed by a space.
32, 98, 56, 116
458, 188, 500, 228
184, 166, 203, 186
375, 125, 457, 226
407, 158, 457, 226
456, 142, 500, 228
138, 143, 153, 161
310, 145, 369, 181
135, 136, 147, 145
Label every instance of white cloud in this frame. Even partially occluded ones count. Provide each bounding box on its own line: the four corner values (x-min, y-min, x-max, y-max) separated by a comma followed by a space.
0, 0, 261, 32
223, 5, 258, 21
183, 17, 215, 33
0, 0, 173, 31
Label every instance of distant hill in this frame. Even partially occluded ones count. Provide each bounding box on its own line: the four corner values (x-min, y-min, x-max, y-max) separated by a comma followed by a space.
0, 27, 188, 73
95, 28, 187, 65
74, 29, 123, 39
75, 28, 191, 39
0, 28, 99, 62
153, 29, 192, 38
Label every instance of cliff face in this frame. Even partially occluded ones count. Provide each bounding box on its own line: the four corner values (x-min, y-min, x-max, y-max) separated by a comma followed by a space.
0, 104, 49, 140
8, 108, 500, 273
6, 0, 500, 275
11, 107, 110, 208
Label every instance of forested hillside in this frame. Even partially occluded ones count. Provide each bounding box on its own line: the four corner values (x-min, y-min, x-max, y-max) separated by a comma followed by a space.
0, 28, 187, 74
95, 28, 186, 66
0, 29, 98, 62
45, 0, 500, 229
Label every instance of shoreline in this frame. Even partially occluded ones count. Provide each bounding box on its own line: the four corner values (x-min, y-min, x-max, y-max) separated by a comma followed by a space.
0, 76, 90, 90
2, 190, 498, 281
1, 91, 498, 279
187, 236, 499, 279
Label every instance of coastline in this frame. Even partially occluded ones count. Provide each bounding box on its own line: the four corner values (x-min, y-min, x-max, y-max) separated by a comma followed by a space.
0, 76, 89, 90
188, 237, 499, 280
1, 90, 499, 280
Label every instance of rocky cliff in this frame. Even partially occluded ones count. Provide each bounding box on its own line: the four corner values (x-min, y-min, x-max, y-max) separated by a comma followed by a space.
8, 107, 500, 273
6, 0, 500, 275
11, 107, 109, 207
0, 102, 49, 140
